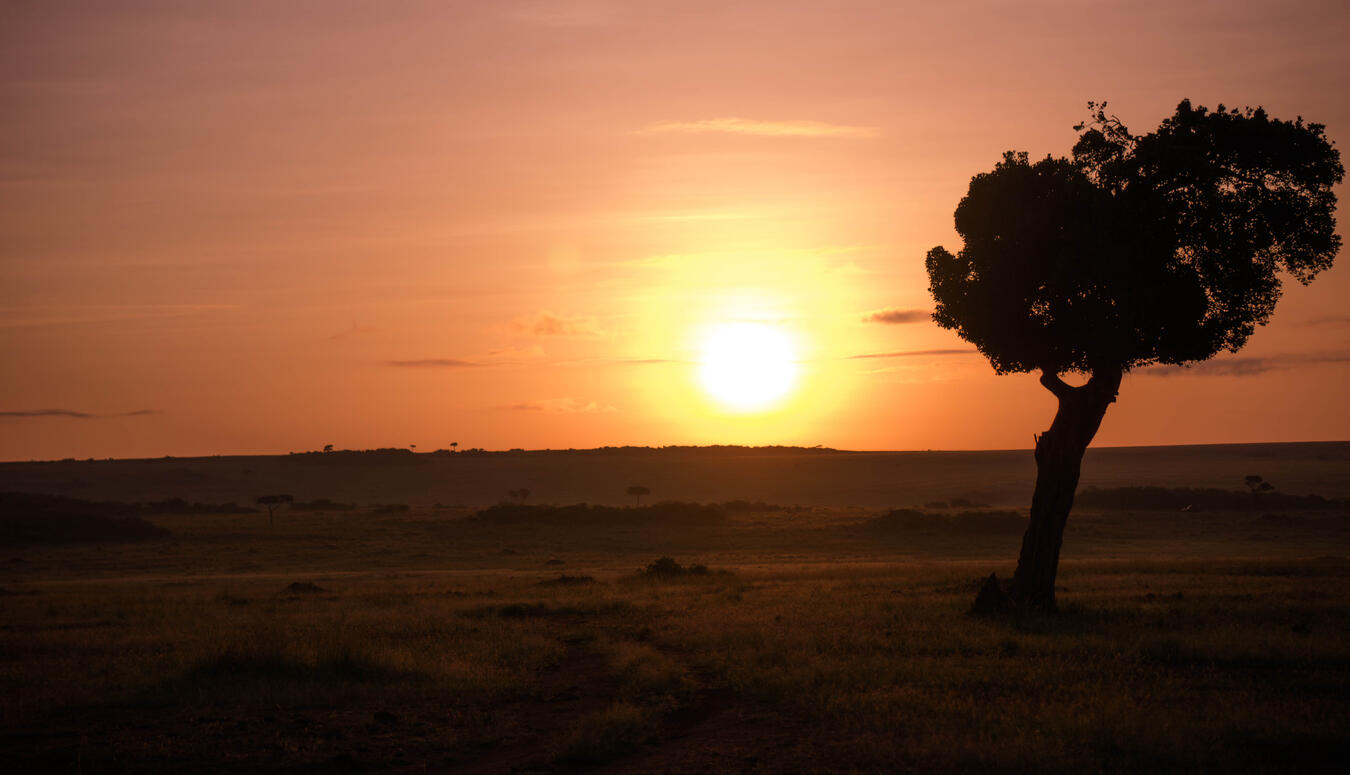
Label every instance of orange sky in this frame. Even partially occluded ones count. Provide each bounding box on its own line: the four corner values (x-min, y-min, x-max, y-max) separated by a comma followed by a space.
2, 1, 1349, 460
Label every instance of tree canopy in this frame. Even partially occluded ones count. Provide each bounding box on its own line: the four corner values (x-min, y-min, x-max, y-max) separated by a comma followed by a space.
926, 100, 1343, 377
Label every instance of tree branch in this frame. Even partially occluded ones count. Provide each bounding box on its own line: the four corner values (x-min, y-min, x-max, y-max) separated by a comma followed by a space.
1039, 368, 1073, 400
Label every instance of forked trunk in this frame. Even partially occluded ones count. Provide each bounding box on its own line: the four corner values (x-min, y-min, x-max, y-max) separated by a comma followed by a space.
1007, 366, 1122, 611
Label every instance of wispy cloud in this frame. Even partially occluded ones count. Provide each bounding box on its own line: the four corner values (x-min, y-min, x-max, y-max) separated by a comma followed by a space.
1142, 351, 1350, 377
516, 311, 603, 337
498, 398, 617, 414
0, 408, 160, 420
1299, 314, 1350, 327
385, 350, 672, 370
640, 117, 880, 139
862, 307, 930, 325
385, 358, 482, 368
848, 348, 977, 360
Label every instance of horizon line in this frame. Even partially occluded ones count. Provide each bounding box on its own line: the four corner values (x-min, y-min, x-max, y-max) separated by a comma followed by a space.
3, 438, 1347, 465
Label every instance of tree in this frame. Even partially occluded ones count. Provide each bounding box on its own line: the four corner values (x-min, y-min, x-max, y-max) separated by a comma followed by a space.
627, 485, 651, 506
255, 494, 294, 526
1244, 474, 1275, 506
925, 100, 1342, 611
323, 444, 333, 453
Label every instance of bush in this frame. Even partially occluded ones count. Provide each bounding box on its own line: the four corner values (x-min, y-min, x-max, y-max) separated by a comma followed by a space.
716, 500, 791, 512
475, 501, 726, 527
0, 492, 171, 544
638, 557, 712, 578
1076, 486, 1346, 511
291, 498, 356, 512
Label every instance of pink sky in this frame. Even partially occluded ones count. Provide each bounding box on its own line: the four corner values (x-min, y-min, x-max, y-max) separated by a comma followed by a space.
2, 0, 1348, 459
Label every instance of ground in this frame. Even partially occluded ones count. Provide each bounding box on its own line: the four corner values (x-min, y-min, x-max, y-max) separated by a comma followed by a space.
2, 446, 1349, 772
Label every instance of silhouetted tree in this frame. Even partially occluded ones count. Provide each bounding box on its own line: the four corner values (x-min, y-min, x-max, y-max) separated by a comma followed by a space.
323, 444, 333, 453
507, 488, 531, 503
255, 494, 294, 526
627, 485, 651, 506
926, 100, 1342, 611
1244, 474, 1275, 506
450, 442, 458, 452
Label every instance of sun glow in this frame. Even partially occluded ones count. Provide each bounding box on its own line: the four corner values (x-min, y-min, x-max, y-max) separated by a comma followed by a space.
697, 322, 800, 412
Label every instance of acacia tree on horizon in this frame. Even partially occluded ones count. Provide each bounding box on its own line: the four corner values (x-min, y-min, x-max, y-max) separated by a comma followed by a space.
925, 99, 1342, 611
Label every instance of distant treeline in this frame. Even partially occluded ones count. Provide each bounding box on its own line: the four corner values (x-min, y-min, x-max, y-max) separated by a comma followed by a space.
1075, 487, 1349, 511
290, 444, 841, 463
871, 508, 1026, 535
0, 492, 172, 544
476, 501, 728, 526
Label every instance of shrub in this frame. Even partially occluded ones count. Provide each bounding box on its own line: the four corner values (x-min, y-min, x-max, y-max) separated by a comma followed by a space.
0, 493, 171, 544
1076, 486, 1346, 511
475, 501, 726, 527
638, 557, 712, 578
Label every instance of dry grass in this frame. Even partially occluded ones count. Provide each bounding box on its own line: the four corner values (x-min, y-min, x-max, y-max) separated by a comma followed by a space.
2, 495, 1349, 772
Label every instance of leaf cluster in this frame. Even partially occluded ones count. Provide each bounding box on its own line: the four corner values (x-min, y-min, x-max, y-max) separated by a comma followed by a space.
926, 100, 1343, 375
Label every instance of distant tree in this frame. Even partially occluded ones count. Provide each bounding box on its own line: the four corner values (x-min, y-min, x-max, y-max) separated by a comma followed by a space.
255, 494, 294, 526
323, 444, 333, 453
1244, 475, 1275, 506
507, 488, 531, 503
627, 485, 651, 506
450, 442, 458, 452
925, 100, 1342, 611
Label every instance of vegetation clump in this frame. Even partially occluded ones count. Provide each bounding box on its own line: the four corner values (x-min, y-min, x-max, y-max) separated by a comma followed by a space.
538, 575, 597, 586
1075, 486, 1346, 512
290, 498, 356, 512
475, 501, 727, 526
638, 557, 711, 578
0, 492, 171, 544
716, 499, 793, 512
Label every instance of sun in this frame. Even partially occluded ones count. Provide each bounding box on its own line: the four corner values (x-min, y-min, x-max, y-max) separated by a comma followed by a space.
697, 322, 800, 412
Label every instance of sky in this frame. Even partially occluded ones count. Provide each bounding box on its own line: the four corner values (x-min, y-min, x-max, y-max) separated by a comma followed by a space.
2, 0, 1349, 460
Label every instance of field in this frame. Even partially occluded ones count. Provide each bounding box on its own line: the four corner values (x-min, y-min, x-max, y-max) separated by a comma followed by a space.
3, 443, 1350, 773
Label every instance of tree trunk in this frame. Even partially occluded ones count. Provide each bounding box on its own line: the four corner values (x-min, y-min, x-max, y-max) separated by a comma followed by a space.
1008, 366, 1122, 611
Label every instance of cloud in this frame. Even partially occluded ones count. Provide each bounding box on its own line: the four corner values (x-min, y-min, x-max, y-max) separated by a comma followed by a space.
385, 358, 482, 368
1299, 315, 1350, 327
640, 117, 880, 139
847, 348, 978, 360
516, 311, 603, 337
499, 398, 617, 414
328, 323, 376, 341
0, 408, 159, 420
1142, 351, 1350, 377
385, 352, 672, 370
862, 307, 929, 325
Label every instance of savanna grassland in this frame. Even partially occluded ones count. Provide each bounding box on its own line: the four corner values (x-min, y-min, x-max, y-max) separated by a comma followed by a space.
3, 444, 1350, 773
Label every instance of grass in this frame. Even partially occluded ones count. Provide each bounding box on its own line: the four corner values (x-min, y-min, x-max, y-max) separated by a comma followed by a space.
1, 499, 1349, 772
